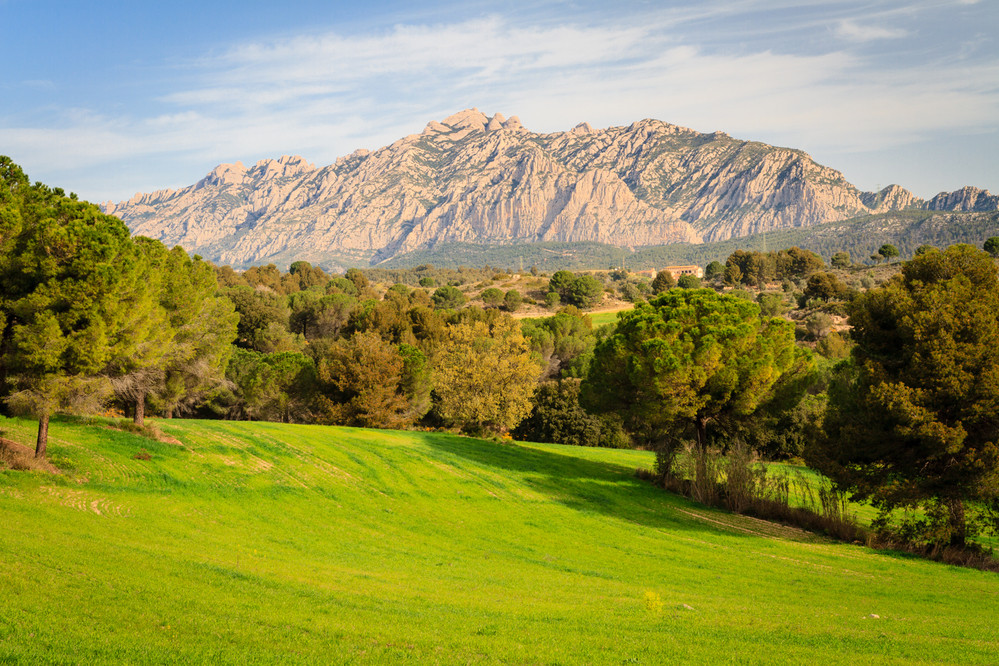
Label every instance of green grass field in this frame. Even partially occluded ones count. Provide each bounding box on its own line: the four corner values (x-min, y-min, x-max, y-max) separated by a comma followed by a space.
1, 415, 997, 664
588, 306, 632, 328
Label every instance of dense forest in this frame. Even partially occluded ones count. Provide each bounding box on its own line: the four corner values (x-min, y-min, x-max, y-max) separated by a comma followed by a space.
2, 156, 998, 563
376, 210, 999, 271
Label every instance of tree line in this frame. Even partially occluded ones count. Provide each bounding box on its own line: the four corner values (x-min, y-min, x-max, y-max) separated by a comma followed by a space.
0, 159, 235, 455
2, 156, 997, 556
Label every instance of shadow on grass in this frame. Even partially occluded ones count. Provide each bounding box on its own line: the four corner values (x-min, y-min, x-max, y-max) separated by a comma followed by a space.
418, 431, 723, 537
421, 433, 999, 571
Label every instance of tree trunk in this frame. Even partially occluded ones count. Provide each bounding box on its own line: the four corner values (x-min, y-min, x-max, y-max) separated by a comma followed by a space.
695, 416, 708, 452
693, 415, 710, 501
35, 412, 49, 458
134, 393, 145, 427
947, 499, 967, 548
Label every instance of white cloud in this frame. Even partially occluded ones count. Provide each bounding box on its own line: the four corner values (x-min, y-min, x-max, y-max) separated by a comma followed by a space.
835, 19, 908, 41
162, 14, 998, 153
5, 6, 998, 201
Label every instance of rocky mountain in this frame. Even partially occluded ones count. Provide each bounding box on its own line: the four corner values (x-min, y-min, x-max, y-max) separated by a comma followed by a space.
103, 109, 998, 269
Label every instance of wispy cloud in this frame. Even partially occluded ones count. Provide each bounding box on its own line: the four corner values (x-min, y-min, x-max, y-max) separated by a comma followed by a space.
21, 79, 56, 90
3, 2, 997, 201
835, 19, 908, 41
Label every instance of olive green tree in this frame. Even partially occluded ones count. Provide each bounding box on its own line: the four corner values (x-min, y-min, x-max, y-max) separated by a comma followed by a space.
581, 289, 796, 478
431, 285, 466, 310
315, 331, 429, 428
0, 159, 143, 455
651, 270, 676, 294
433, 316, 542, 433
811, 245, 999, 547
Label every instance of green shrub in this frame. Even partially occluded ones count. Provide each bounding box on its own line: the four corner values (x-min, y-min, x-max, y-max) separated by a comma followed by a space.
503, 289, 523, 312
513, 379, 612, 447
480, 287, 504, 307
431, 286, 466, 310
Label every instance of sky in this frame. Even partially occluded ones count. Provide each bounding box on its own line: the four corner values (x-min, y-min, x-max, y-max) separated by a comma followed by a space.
1, 0, 996, 203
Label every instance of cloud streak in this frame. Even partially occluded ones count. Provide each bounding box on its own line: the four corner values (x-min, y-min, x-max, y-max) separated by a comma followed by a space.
3, 2, 997, 201
835, 19, 908, 41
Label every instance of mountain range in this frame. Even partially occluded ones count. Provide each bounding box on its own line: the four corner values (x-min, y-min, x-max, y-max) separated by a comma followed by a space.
102, 109, 999, 270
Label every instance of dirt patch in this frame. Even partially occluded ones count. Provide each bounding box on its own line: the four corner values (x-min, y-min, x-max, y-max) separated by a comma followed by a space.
0, 437, 60, 474
673, 506, 822, 543
105, 420, 185, 447
39, 486, 130, 517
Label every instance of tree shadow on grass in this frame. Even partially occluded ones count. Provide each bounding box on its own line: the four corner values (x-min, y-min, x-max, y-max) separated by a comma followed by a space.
417, 431, 724, 537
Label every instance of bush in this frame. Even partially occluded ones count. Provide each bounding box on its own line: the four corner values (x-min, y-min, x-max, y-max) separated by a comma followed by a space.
815, 331, 851, 359
513, 379, 617, 448
805, 313, 833, 340
704, 261, 725, 281
431, 285, 466, 310
800, 272, 849, 304
830, 251, 851, 269
676, 274, 701, 289
619, 282, 642, 302
756, 292, 787, 316
651, 270, 676, 294
727, 288, 755, 301
480, 287, 504, 307
503, 289, 523, 312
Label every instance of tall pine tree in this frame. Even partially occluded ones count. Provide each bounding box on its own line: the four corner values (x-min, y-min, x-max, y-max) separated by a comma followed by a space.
0, 157, 144, 455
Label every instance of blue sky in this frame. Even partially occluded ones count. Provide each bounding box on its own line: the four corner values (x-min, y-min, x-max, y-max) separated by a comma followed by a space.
2, 0, 996, 203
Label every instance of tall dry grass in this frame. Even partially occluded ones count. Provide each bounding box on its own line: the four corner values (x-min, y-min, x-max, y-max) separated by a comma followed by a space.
0, 436, 59, 473
654, 441, 864, 543
641, 441, 999, 571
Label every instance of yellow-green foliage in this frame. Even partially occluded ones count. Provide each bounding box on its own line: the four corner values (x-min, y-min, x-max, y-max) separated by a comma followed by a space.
433, 317, 542, 432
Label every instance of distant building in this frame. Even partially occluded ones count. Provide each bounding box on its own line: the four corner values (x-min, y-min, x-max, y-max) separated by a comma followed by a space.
662, 265, 704, 279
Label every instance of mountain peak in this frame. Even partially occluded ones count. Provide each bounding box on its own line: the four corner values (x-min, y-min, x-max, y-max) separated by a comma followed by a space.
103, 112, 997, 270
441, 108, 489, 130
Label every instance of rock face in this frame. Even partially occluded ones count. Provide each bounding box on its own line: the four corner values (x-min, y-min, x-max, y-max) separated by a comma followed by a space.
103, 109, 998, 269
925, 186, 999, 212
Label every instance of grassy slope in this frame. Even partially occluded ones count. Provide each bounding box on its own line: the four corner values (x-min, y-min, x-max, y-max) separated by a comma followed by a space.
1, 416, 997, 664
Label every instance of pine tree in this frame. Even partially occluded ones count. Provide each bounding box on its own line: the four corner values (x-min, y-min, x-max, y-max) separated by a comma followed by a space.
0, 159, 143, 455
812, 245, 999, 546
582, 289, 796, 478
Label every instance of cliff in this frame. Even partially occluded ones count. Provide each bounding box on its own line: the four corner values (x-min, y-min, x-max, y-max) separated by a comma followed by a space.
103, 109, 996, 269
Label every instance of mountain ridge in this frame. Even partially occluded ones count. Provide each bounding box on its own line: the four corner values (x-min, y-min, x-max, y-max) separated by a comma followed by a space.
103, 109, 999, 270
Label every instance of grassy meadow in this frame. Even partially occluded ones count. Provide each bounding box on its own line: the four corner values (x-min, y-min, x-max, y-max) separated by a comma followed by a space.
587, 306, 632, 328
1, 415, 997, 663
